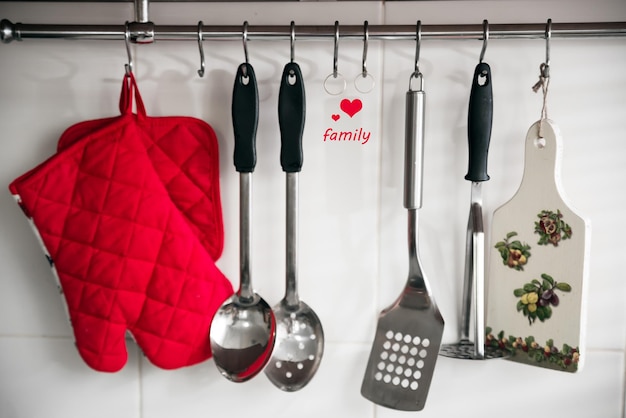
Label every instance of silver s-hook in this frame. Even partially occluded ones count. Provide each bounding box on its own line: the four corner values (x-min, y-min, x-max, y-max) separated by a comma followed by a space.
354, 20, 375, 93
197, 21, 205, 77
414, 20, 422, 75
124, 21, 133, 75
241, 21, 250, 77
544, 18, 552, 76
290, 21, 295, 63
361, 20, 369, 77
479, 19, 489, 63
409, 20, 424, 91
333, 20, 339, 78
323, 20, 346, 95
532, 18, 553, 137
243, 21, 250, 66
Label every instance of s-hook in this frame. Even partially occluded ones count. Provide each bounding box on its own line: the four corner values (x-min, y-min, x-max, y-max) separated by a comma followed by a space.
479, 19, 489, 63
543, 18, 551, 78
332, 20, 340, 79
323, 20, 346, 95
532, 18, 553, 138
409, 20, 424, 92
242, 21, 250, 77
361, 20, 369, 77
197, 21, 205, 77
532, 18, 552, 92
124, 21, 133, 75
285, 21, 298, 84
355, 20, 375, 94
290, 21, 295, 63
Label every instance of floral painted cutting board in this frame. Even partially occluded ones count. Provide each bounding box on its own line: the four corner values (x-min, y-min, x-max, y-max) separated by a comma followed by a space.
486, 119, 590, 372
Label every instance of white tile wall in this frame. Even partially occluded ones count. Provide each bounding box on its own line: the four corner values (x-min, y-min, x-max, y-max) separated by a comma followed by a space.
0, 1, 624, 417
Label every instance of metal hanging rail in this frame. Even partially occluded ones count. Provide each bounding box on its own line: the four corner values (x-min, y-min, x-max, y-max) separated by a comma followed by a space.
2, 20, 626, 44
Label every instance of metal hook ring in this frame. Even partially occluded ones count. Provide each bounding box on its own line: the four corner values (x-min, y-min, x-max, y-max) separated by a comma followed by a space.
333, 20, 339, 78
197, 21, 205, 77
414, 20, 422, 74
124, 21, 133, 75
290, 21, 295, 63
354, 71, 375, 94
479, 19, 489, 63
324, 72, 346, 95
408, 71, 424, 92
361, 20, 369, 77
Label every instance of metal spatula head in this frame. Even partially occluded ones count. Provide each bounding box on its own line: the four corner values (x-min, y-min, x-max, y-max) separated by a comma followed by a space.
361, 291, 444, 411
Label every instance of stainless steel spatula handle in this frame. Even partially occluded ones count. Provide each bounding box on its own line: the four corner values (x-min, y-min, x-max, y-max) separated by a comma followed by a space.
404, 88, 425, 211
405, 86, 428, 292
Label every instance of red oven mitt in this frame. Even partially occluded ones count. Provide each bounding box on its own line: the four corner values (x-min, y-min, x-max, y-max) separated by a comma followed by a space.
57, 74, 224, 261
9, 75, 233, 372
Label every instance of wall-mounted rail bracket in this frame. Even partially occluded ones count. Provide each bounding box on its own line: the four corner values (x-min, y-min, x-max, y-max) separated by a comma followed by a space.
128, 21, 155, 44
0, 19, 16, 43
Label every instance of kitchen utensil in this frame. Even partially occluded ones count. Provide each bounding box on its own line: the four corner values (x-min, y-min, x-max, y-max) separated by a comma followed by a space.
264, 61, 325, 392
440, 62, 506, 360
210, 63, 276, 382
486, 119, 589, 372
361, 75, 444, 411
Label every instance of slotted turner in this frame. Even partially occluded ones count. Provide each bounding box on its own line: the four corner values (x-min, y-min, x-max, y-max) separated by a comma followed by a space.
361, 77, 444, 411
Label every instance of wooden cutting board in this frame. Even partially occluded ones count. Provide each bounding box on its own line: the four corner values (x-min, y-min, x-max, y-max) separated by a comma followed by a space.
486, 119, 590, 372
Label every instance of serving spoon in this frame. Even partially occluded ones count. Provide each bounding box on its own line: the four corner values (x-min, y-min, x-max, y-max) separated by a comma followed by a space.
209, 62, 276, 382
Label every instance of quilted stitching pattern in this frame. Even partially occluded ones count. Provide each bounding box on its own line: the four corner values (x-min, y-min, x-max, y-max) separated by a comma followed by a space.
57, 115, 224, 261
9, 80, 233, 372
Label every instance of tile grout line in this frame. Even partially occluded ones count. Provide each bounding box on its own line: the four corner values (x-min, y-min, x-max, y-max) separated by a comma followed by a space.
372, 5, 387, 418
138, 352, 144, 418
622, 348, 626, 418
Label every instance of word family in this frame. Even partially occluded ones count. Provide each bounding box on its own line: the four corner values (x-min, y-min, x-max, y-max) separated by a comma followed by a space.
323, 127, 371, 145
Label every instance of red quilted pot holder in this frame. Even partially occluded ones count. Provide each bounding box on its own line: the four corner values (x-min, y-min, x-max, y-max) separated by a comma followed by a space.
57, 74, 224, 260
9, 74, 233, 372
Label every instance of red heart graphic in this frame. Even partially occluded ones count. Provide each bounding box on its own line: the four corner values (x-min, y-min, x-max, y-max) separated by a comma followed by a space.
340, 99, 363, 118
331, 114, 340, 121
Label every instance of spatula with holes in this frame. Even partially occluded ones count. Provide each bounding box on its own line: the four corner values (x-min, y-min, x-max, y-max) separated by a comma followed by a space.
361, 76, 444, 411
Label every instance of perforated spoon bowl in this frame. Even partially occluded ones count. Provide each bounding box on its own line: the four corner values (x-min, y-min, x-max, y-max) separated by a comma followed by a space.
264, 61, 324, 392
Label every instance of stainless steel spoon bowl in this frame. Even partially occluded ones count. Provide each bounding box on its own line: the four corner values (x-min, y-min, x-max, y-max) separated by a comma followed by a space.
264, 61, 324, 391
209, 63, 276, 382
209, 285, 275, 381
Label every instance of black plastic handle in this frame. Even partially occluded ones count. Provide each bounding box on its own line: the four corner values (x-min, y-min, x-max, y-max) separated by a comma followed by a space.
278, 62, 305, 173
465, 62, 493, 182
232, 63, 259, 173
